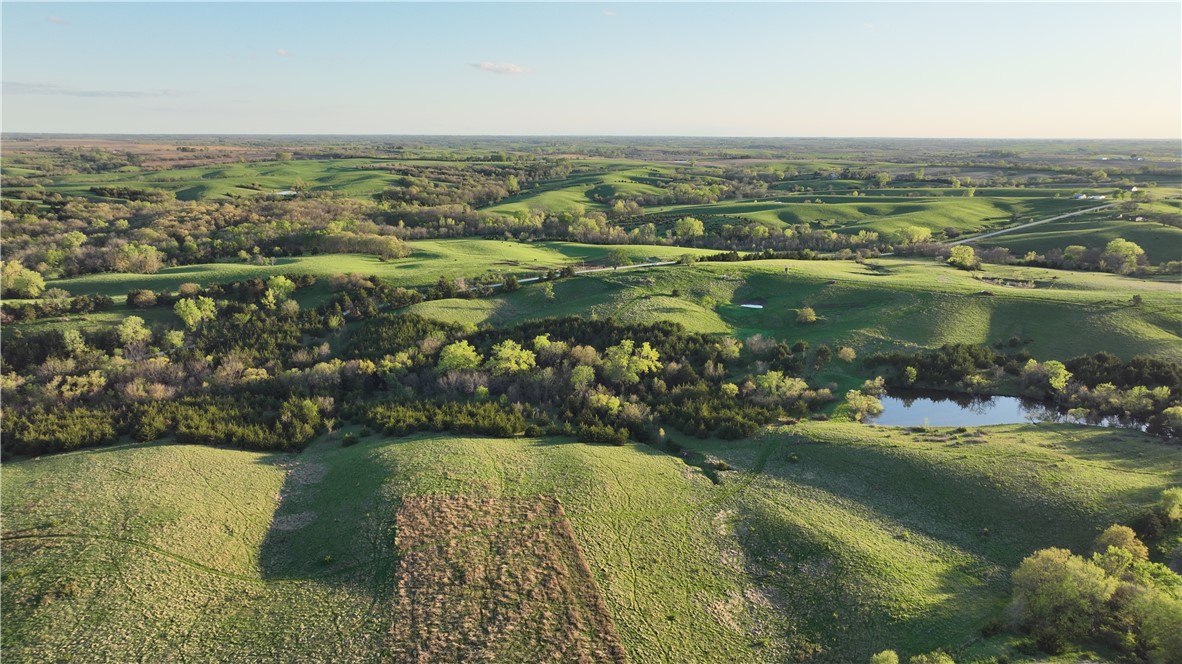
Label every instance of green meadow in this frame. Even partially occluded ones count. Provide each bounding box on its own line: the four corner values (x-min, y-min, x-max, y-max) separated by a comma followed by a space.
3, 422, 1175, 662
645, 196, 1096, 238
976, 216, 1182, 263
47, 240, 714, 299
406, 255, 1182, 362
4, 138, 1180, 663
17, 158, 509, 201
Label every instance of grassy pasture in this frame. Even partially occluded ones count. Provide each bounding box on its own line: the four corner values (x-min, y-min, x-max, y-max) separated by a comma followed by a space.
3, 156, 686, 208
23, 241, 718, 332
648, 196, 1095, 238
482, 164, 677, 214
691, 421, 1182, 660
46, 240, 714, 300
405, 257, 1182, 362
6, 158, 527, 201
27, 247, 1178, 363
975, 216, 1182, 263
3, 422, 1176, 662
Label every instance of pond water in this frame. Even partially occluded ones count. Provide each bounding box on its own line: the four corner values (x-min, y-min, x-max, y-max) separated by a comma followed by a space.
866, 389, 1141, 429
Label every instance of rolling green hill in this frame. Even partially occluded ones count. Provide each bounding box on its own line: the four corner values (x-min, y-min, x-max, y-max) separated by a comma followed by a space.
976, 217, 1182, 263
406, 257, 1182, 362
3, 423, 1175, 662
647, 196, 1095, 239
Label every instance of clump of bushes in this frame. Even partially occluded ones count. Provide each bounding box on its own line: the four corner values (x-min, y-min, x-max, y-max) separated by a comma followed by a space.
578, 424, 629, 446
1006, 491, 1182, 659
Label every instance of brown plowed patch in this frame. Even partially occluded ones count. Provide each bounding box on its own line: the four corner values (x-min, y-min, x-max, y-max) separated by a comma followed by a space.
388, 495, 627, 663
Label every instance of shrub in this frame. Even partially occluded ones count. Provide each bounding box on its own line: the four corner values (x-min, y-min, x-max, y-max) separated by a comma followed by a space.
578, 423, 630, 446
2, 406, 120, 456
1093, 524, 1149, 560
1010, 548, 1116, 653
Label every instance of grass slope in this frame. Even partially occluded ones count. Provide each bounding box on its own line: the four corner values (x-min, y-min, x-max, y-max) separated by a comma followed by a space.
976, 217, 1182, 263
406, 258, 1182, 362
648, 196, 1093, 238
8, 158, 518, 201
24, 241, 717, 332
3, 423, 1176, 662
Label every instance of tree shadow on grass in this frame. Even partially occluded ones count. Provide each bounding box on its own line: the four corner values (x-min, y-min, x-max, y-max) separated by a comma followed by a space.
676, 427, 1175, 658
256, 435, 399, 597
751, 430, 1165, 567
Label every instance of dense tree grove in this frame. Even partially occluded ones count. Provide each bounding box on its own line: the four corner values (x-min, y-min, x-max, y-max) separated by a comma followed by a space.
0, 300, 833, 457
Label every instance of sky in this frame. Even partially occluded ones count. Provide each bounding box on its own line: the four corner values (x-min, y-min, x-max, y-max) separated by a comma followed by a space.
2, 2, 1180, 138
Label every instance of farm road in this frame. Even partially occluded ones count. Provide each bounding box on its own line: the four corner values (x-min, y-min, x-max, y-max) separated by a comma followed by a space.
479, 260, 678, 289
948, 203, 1115, 246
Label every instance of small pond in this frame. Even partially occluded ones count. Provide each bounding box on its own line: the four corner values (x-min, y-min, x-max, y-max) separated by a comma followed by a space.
867, 389, 1143, 429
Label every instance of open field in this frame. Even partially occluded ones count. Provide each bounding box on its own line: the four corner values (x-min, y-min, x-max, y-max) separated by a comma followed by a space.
975, 216, 1182, 263
45, 240, 714, 300
406, 256, 1182, 362
646, 195, 1097, 238
483, 162, 683, 214
17, 240, 718, 333
3, 136, 1181, 663
3, 421, 1176, 662
4, 157, 522, 201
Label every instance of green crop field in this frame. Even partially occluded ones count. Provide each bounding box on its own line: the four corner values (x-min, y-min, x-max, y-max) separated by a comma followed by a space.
3, 422, 1175, 662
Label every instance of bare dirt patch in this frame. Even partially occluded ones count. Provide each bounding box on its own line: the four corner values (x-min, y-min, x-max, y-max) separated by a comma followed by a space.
287, 462, 327, 486
387, 495, 627, 663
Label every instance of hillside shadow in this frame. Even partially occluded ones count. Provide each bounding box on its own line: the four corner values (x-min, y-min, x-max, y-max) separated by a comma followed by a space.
255, 436, 399, 598
732, 494, 1003, 659
701, 432, 1171, 658
715, 431, 1166, 571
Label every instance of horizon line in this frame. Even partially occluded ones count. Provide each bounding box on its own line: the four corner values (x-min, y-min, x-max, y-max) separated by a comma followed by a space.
3, 132, 1181, 142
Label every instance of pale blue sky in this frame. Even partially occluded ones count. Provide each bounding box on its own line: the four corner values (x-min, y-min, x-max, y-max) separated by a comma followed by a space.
3, 2, 1180, 137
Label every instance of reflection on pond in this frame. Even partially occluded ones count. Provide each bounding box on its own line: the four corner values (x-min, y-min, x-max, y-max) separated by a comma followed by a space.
868, 389, 1144, 429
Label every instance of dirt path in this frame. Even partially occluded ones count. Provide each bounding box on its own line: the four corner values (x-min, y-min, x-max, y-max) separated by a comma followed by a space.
947, 203, 1115, 246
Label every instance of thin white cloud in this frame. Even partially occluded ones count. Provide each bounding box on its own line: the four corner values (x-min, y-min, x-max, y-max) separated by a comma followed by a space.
3, 82, 182, 98
471, 62, 527, 76
276, 48, 289, 57
603, 10, 617, 17
47, 16, 69, 26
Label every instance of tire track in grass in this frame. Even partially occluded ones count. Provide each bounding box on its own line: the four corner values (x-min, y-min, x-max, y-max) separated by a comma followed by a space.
1, 532, 270, 584
4, 439, 777, 593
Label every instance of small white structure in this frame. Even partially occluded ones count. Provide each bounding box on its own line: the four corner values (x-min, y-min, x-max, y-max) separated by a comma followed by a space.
1088, 195, 1107, 200
740, 304, 764, 309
